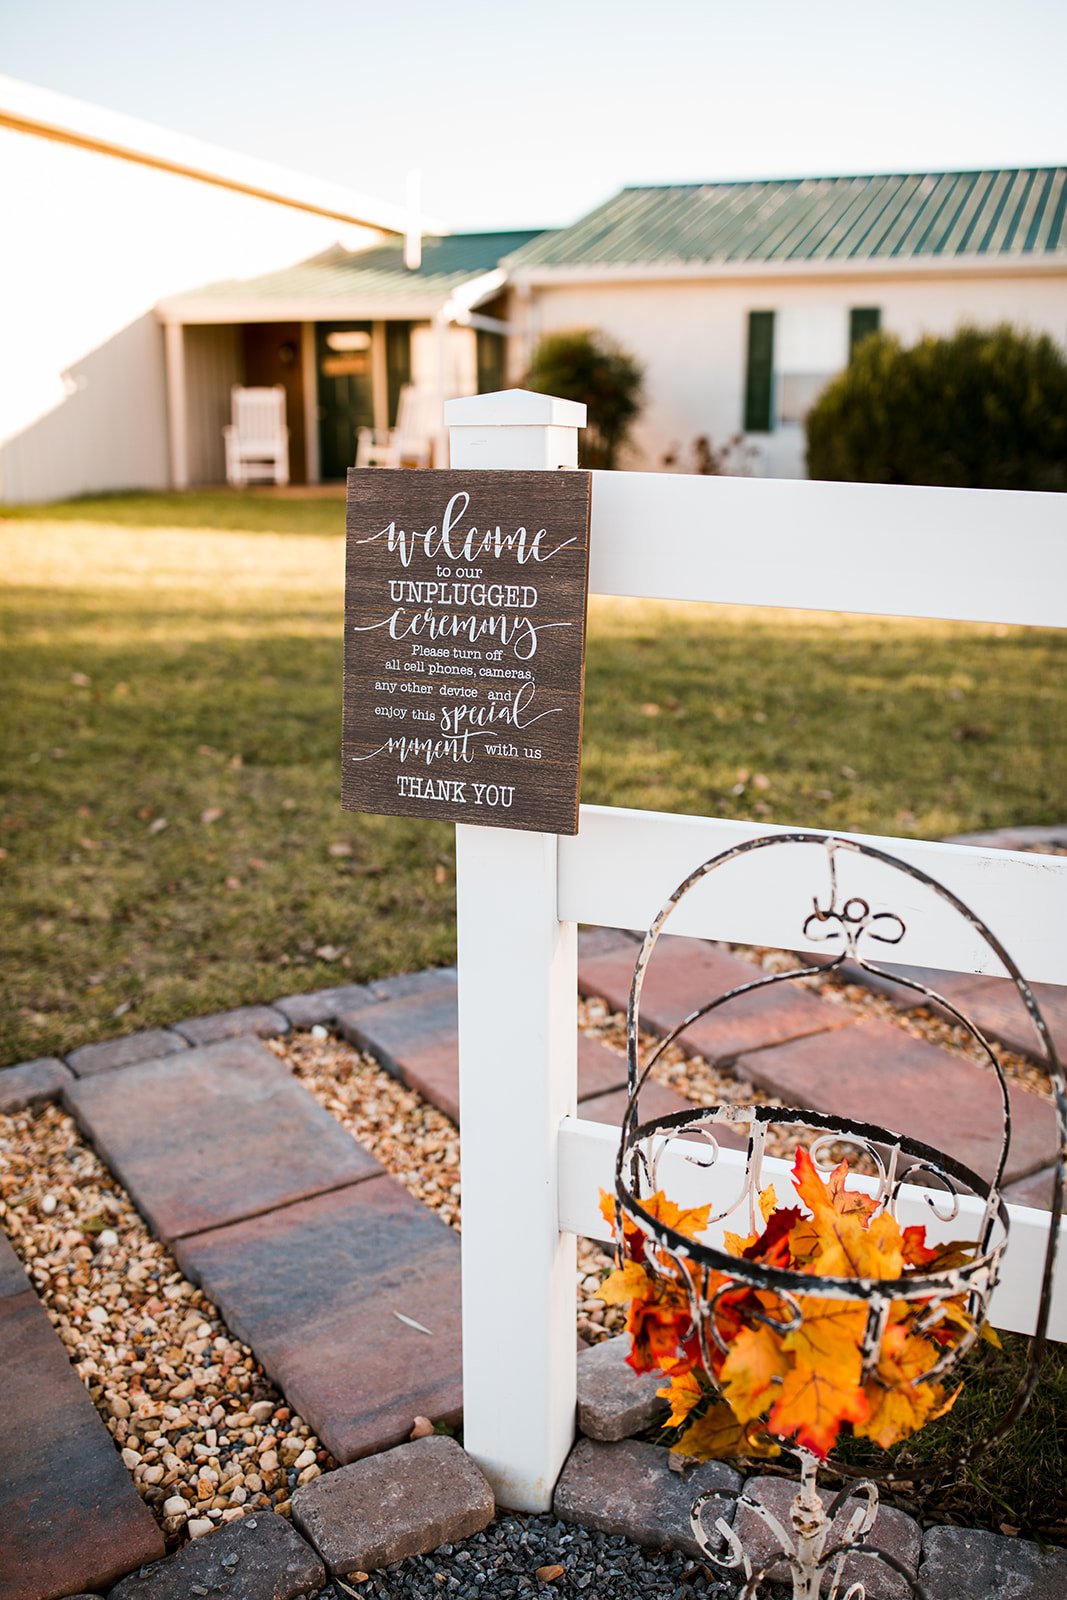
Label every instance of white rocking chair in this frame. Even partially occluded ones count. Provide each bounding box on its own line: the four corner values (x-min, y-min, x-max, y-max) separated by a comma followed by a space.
355, 384, 436, 469
224, 386, 290, 487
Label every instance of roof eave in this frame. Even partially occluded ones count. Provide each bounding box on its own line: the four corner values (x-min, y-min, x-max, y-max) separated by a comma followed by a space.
157, 294, 455, 324
509, 252, 1067, 286
0, 73, 441, 237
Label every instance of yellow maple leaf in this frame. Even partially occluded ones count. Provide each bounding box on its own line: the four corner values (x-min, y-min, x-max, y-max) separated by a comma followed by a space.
723, 1229, 758, 1258
782, 1295, 869, 1388
759, 1184, 778, 1223
656, 1368, 705, 1429
768, 1360, 870, 1458
720, 1324, 790, 1423
675, 1402, 780, 1462
597, 1261, 652, 1306
855, 1372, 954, 1450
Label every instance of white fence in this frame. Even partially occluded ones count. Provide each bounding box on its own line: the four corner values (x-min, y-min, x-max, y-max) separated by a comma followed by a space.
444, 388, 1067, 1511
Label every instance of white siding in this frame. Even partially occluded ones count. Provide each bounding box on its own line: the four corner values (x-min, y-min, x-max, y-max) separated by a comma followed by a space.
521, 271, 1067, 478
184, 326, 242, 487
0, 125, 387, 502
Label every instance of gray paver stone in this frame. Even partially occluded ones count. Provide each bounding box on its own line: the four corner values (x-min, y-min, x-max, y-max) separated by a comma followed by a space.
918, 1524, 1067, 1600
0, 1229, 29, 1298
368, 966, 457, 1002
576, 1334, 668, 1441
64, 1035, 379, 1242
172, 1005, 290, 1045
107, 1509, 324, 1599
2, 1286, 164, 1597
67, 1029, 188, 1077
553, 1438, 741, 1557
0, 1056, 73, 1110
174, 1175, 461, 1464
732, 1476, 921, 1600
291, 1435, 493, 1576
273, 983, 377, 1028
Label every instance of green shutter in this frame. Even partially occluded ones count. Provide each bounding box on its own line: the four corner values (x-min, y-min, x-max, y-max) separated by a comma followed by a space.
849, 307, 881, 359
743, 311, 775, 432
476, 329, 506, 395
386, 322, 412, 424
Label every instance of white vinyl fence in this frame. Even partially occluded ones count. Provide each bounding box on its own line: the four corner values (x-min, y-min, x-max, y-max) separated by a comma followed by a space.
445, 388, 1067, 1512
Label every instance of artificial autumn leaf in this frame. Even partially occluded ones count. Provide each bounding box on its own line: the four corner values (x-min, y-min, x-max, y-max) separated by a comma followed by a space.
597, 1260, 652, 1306
768, 1361, 870, 1458
597, 1189, 711, 1264
782, 1295, 869, 1388
743, 1205, 804, 1269
855, 1378, 944, 1449
657, 1367, 706, 1428
675, 1402, 780, 1462
901, 1225, 938, 1267
759, 1184, 778, 1223
627, 1289, 696, 1375
723, 1227, 758, 1257
720, 1323, 790, 1423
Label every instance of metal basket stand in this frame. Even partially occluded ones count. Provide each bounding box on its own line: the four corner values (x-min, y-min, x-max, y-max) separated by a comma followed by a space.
610, 834, 1066, 1600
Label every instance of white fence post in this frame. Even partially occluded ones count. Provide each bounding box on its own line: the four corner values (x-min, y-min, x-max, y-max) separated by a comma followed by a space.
447, 388, 586, 1511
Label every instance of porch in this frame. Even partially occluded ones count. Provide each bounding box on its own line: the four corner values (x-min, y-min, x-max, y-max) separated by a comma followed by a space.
156, 232, 534, 486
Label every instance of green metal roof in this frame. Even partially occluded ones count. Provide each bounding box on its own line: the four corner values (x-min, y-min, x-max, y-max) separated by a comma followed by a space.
505, 171, 1067, 271
182, 230, 545, 306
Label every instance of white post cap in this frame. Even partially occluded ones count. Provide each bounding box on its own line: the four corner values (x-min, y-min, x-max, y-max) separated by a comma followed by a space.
444, 388, 586, 428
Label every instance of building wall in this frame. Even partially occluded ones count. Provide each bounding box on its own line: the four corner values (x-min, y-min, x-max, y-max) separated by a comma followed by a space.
184, 326, 242, 487
0, 124, 388, 502
520, 270, 1067, 478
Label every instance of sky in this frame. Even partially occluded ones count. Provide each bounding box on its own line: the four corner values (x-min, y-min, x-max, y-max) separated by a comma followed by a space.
3, 0, 1065, 233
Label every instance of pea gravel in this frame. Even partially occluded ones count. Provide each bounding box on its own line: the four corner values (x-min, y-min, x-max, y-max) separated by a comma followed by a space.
308, 1514, 740, 1600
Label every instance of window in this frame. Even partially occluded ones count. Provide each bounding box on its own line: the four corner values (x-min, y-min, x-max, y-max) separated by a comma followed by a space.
743, 306, 882, 430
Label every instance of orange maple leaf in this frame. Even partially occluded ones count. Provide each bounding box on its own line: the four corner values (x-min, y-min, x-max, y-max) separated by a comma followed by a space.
656, 1367, 706, 1428
768, 1360, 870, 1458
720, 1323, 790, 1423
675, 1402, 780, 1462
782, 1295, 870, 1388
597, 1260, 653, 1307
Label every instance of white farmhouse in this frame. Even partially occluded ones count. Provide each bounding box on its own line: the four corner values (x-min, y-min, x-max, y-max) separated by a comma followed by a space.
502, 173, 1067, 477
2, 71, 1064, 500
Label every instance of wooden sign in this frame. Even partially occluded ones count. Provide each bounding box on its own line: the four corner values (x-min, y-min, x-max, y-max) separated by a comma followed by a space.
342, 469, 592, 834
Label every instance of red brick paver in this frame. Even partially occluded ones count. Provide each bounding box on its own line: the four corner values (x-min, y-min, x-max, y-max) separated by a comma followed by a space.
64, 1036, 381, 1242
174, 1176, 463, 1465
338, 984, 649, 1125
0, 1245, 164, 1598
735, 1019, 1059, 1185
579, 936, 854, 1063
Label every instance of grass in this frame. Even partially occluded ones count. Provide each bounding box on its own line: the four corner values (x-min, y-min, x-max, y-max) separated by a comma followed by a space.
831, 1331, 1067, 1544
1, 487, 1065, 1540
1, 487, 1064, 1066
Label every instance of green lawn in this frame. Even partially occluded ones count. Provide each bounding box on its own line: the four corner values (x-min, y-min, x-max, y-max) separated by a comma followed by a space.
2, 488, 1064, 1066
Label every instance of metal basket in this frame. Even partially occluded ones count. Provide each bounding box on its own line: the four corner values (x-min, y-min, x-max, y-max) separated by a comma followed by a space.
610, 834, 1066, 1600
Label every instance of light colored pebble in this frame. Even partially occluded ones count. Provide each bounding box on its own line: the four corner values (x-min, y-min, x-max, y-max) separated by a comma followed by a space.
98, 1228, 119, 1249
292, 1448, 316, 1471
186, 1518, 213, 1540
40, 1194, 58, 1215
162, 1496, 188, 1519
120, 1446, 140, 1469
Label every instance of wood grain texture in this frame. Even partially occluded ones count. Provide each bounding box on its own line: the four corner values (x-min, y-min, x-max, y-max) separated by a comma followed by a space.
343, 469, 592, 835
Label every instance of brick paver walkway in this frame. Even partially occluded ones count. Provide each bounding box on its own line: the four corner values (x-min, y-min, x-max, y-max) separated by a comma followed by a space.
0, 910, 1062, 1596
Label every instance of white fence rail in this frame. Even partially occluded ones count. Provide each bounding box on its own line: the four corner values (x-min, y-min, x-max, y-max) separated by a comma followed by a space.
446, 389, 1066, 1512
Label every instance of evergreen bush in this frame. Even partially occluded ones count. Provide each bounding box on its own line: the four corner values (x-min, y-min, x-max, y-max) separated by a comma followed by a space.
806, 325, 1067, 490
526, 330, 643, 469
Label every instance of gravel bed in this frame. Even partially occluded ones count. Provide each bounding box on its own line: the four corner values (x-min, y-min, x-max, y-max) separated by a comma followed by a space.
274, 1030, 626, 1345
0, 1102, 332, 1546
308, 1514, 739, 1600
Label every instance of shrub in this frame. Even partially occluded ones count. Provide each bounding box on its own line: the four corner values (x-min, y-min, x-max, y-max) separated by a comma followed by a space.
526, 330, 643, 469
806, 325, 1067, 491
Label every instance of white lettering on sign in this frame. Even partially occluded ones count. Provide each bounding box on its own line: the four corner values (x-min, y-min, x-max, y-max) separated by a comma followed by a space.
343, 470, 591, 834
